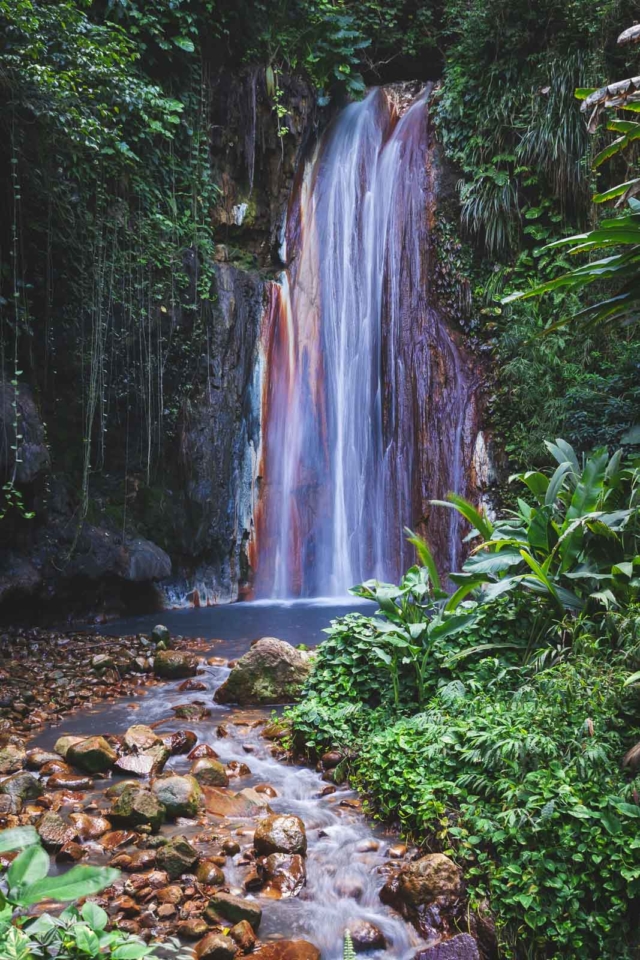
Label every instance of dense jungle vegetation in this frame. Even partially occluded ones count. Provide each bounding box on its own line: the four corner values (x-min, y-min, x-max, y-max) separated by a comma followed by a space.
2, 2, 640, 960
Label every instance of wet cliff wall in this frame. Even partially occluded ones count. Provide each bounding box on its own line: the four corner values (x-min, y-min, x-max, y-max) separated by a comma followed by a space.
0, 69, 319, 619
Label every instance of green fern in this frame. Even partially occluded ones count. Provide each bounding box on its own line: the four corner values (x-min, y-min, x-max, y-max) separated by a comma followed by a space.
343, 931, 356, 960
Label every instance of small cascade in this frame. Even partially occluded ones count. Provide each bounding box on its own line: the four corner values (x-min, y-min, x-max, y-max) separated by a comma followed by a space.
254, 86, 478, 598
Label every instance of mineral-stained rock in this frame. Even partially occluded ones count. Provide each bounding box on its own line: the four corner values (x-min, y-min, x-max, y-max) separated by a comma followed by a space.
165, 730, 198, 755
178, 918, 210, 939
47, 772, 94, 790
69, 813, 112, 839
173, 702, 211, 721
0, 771, 42, 801
152, 774, 202, 818
250, 941, 321, 960
56, 841, 85, 863
0, 742, 26, 774
67, 736, 117, 774
156, 836, 198, 879
154, 650, 199, 680
190, 757, 229, 787
123, 724, 162, 753
101, 829, 137, 850
25, 749, 59, 770
259, 852, 306, 898
203, 787, 265, 819
38, 811, 78, 850
387, 853, 464, 909
195, 932, 238, 960
229, 920, 256, 953
414, 934, 480, 960
214, 638, 312, 705
347, 920, 387, 952
188, 744, 219, 760
115, 743, 170, 777
196, 859, 226, 886
254, 814, 307, 857
111, 784, 166, 831
226, 761, 251, 779
206, 891, 262, 930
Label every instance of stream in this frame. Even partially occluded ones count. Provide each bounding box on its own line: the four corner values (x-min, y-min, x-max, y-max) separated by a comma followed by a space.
31, 601, 424, 959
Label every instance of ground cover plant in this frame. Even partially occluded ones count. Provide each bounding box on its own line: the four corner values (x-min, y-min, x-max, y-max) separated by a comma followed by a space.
288, 440, 640, 960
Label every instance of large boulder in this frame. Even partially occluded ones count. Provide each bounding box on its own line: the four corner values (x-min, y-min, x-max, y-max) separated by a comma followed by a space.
381, 853, 464, 910
152, 774, 202, 818
67, 736, 117, 773
154, 650, 199, 680
254, 814, 307, 857
214, 637, 312, 705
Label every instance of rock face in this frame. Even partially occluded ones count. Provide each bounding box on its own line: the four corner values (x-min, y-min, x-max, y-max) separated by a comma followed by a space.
214, 638, 312, 705
254, 814, 307, 857
415, 934, 480, 960
0, 383, 50, 485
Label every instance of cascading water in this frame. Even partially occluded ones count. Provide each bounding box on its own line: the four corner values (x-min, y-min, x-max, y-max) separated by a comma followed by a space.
253, 86, 478, 598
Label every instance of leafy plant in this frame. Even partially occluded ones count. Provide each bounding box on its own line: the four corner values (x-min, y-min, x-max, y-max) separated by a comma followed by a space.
434, 439, 640, 627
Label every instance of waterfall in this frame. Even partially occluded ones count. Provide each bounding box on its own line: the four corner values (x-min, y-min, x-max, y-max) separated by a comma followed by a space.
253, 87, 478, 598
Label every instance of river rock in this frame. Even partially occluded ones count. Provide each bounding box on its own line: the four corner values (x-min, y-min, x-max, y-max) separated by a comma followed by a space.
226, 761, 251, 778
152, 625, 172, 648
67, 736, 117, 773
251, 941, 320, 960
203, 786, 266, 819
152, 774, 202, 818
206, 891, 262, 930
195, 933, 238, 960
254, 814, 307, 857
196, 859, 226, 886
154, 650, 199, 679
214, 638, 312, 705
0, 771, 42, 801
173, 702, 211, 721
0, 741, 25, 774
156, 836, 198, 879
229, 920, 256, 952
69, 813, 112, 839
347, 920, 387, 952
40, 759, 71, 777
188, 744, 219, 760
414, 934, 480, 960
25, 748, 59, 770
381, 853, 464, 914
111, 784, 166, 831
38, 811, 78, 850
165, 730, 198, 755
259, 852, 306, 898
47, 771, 94, 790
179, 918, 210, 939
123, 724, 162, 752
53, 735, 84, 759
116, 742, 170, 777
56, 841, 85, 863
106, 779, 142, 798
190, 757, 229, 787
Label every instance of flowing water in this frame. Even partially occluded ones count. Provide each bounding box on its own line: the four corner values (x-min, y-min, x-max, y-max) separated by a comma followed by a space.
253, 86, 478, 599
35, 606, 424, 959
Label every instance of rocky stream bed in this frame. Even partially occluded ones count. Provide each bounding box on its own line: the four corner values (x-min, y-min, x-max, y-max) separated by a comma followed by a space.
0, 628, 489, 960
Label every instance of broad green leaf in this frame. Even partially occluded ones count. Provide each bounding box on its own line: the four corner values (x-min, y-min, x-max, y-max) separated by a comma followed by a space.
74, 924, 101, 956
431, 494, 493, 541
81, 901, 108, 932
0, 826, 39, 853
173, 37, 195, 53
20, 866, 120, 905
8, 844, 50, 895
